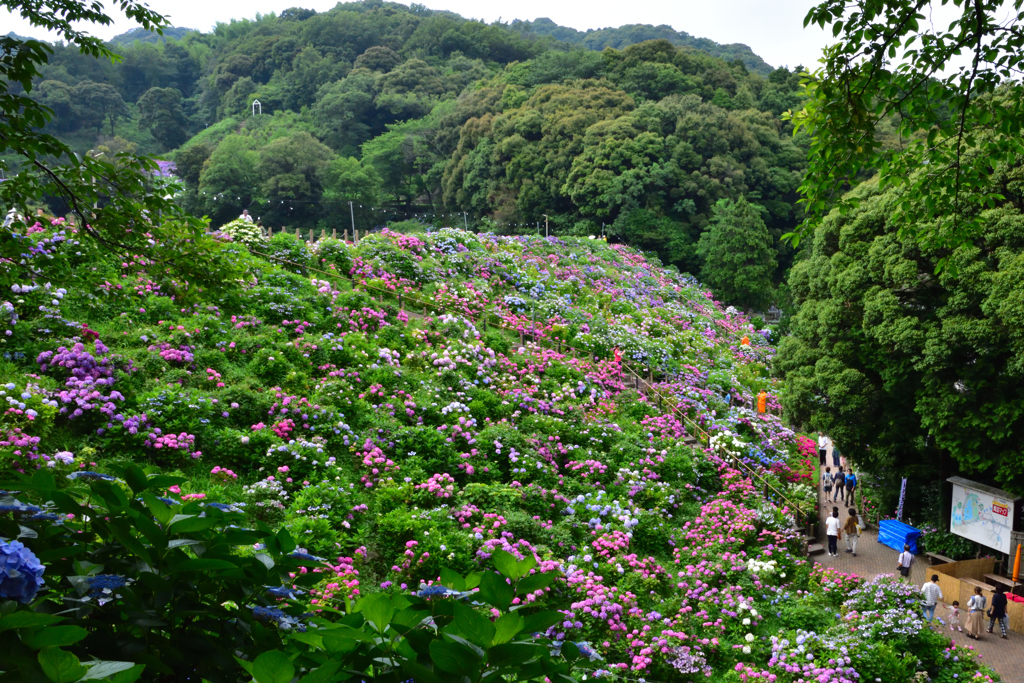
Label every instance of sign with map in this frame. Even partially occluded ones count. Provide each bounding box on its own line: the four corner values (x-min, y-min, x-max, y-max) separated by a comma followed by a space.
948, 477, 1018, 554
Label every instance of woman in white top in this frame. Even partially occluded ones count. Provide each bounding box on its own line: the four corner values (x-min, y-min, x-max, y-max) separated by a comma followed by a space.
966, 586, 987, 639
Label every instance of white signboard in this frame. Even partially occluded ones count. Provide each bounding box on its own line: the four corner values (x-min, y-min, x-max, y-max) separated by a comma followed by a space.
950, 481, 1015, 554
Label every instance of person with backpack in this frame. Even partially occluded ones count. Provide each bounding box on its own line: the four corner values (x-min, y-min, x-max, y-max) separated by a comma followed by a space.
845, 469, 858, 506
967, 586, 987, 639
897, 544, 914, 581
833, 466, 846, 502
823, 466, 834, 503
825, 508, 841, 556
843, 508, 861, 556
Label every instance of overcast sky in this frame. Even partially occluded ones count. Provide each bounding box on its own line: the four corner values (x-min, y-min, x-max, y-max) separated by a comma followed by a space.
3, 0, 833, 70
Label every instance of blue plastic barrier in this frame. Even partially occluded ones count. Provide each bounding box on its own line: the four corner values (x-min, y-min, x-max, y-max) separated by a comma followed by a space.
877, 519, 921, 554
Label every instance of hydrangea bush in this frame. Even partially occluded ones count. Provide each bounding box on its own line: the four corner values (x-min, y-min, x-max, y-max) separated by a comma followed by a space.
0, 223, 998, 682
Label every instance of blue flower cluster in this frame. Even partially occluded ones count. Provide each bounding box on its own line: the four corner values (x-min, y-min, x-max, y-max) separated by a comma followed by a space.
0, 539, 46, 604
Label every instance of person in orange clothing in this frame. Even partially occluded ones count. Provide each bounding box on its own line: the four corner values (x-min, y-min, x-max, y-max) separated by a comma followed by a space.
740, 335, 750, 346
757, 391, 767, 413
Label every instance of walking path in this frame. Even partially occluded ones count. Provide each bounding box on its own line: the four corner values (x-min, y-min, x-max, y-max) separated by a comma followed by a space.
813, 463, 1024, 682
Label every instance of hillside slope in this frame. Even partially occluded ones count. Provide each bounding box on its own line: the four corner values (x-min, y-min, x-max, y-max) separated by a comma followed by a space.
513, 17, 773, 75
0, 221, 992, 681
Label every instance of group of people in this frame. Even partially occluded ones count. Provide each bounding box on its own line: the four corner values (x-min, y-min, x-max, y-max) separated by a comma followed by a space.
823, 506, 862, 556
920, 574, 1011, 640
817, 433, 1016, 642
818, 435, 858, 505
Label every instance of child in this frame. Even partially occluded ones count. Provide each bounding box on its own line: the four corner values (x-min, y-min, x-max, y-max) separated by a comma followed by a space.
947, 601, 963, 632
823, 466, 833, 503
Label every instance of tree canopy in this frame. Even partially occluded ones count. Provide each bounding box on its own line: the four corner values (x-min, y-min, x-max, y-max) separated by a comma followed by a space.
777, 157, 1024, 494
792, 0, 1024, 266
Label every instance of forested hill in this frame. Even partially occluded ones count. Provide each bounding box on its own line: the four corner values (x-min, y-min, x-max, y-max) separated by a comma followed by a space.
24, 0, 808, 298
512, 18, 773, 75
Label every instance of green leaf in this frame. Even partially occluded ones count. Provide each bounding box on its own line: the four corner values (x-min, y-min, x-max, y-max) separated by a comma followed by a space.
487, 643, 543, 668
490, 550, 518, 578
167, 515, 220, 534
22, 626, 88, 649
140, 492, 174, 526
38, 647, 87, 683
165, 558, 239, 574
476, 571, 513, 611
561, 641, 580, 663
452, 603, 496, 649
234, 656, 254, 675
514, 556, 537, 578
80, 661, 137, 680
429, 639, 480, 675
0, 612, 64, 632
521, 611, 564, 634
123, 465, 149, 494
276, 527, 296, 554
251, 650, 295, 683
492, 612, 524, 645
108, 664, 146, 683
516, 571, 555, 595
439, 567, 465, 591
299, 661, 341, 683
357, 593, 394, 632
145, 475, 186, 489
321, 631, 359, 654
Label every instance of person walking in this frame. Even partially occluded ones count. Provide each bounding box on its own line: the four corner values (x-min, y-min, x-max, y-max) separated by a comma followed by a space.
897, 544, 914, 581
843, 508, 861, 556
832, 444, 842, 467
818, 434, 830, 467
825, 509, 841, 556
823, 466, 834, 503
987, 585, 1009, 638
967, 587, 987, 639
921, 574, 943, 622
845, 468, 858, 506
833, 466, 846, 503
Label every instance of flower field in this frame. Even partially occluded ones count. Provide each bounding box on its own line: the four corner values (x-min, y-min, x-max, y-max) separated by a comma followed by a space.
0, 224, 998, 682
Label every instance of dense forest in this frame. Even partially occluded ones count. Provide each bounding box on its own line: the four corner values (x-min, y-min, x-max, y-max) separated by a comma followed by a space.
13, 0, 808, 299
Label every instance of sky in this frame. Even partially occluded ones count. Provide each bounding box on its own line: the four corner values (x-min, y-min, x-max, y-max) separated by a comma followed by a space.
2, 0, 833, 70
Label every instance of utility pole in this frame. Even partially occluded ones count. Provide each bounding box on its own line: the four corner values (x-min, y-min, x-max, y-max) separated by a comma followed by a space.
543, 214, 549, 238
348, 201, 356, 244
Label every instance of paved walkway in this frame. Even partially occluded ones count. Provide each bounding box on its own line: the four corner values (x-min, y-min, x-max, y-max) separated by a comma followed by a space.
813, 464, 1024, 682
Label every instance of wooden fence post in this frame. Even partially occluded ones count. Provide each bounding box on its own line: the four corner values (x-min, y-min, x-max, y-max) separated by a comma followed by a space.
332, 228, 337, 239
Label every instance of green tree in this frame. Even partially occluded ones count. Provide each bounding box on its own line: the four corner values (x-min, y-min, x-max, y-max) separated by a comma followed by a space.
137, 86, 189, 150
322, 156, 381, 213
198, 134, 260, 223
0, 0, 234, 295
696, 196, 776, 309
777, 160, 1024, 494
256, 131, 334, 225
792, 0, 1024, 261
74, 79, 130, 135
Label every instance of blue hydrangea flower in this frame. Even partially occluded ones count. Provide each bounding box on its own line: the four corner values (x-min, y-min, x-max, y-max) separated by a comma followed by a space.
86, 574, 128, 598
266, 585, 305, 599
289, 550, 326, 563
0, 539, 46, 604
66, 471, 116, 482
